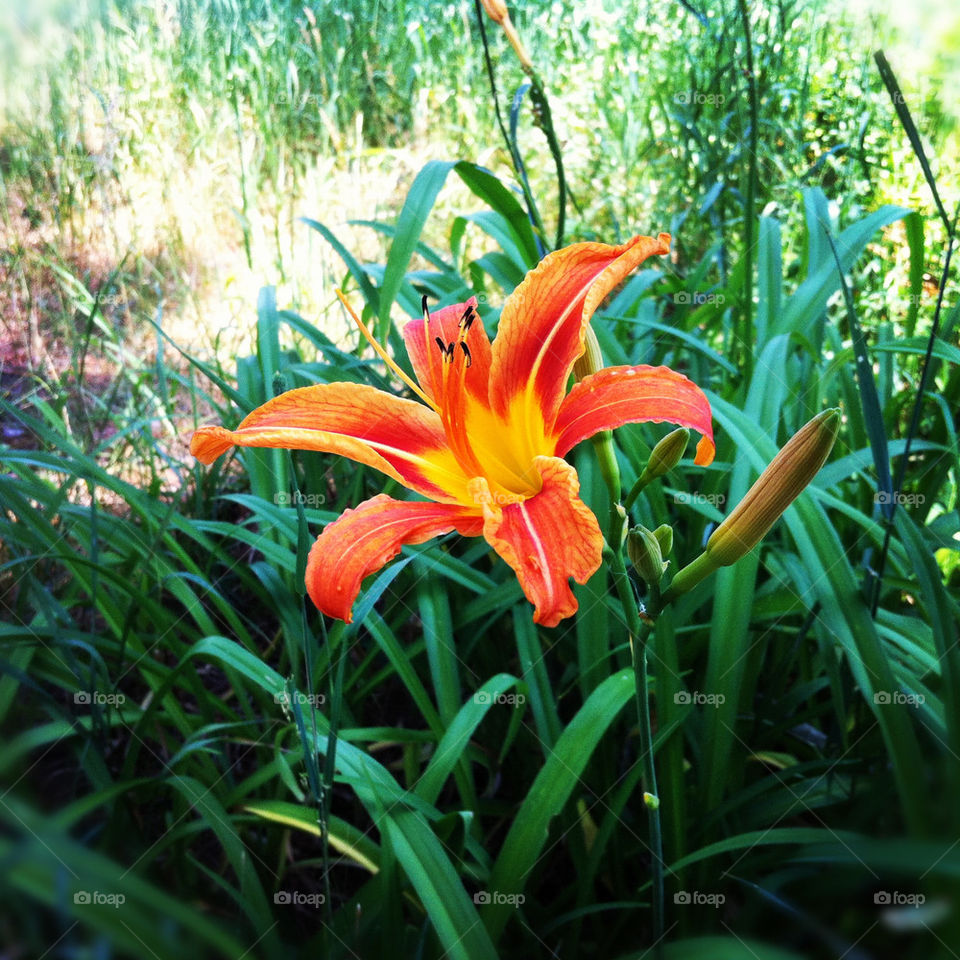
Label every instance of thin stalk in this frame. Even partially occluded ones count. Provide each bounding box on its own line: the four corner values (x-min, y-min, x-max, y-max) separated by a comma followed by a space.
870, 215, 957, 613
524, 69, 568, 248
737, 0, 758, 381
606, 502, 665, 956
473, 0, 546, 241
319, 615, 342, 941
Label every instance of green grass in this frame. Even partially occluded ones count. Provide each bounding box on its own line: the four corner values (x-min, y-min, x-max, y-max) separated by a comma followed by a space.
1, 0, 959, 957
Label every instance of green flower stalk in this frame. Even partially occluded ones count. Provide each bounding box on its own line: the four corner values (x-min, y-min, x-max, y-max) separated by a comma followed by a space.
667, 408, 841, 598
575, 325, 621, 500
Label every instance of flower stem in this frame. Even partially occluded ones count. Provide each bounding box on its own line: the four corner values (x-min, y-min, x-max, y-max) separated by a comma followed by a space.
472, 0, 546, 242
606, 503, 665, 955
524, 67, 568, 249
632, 625, 664, 956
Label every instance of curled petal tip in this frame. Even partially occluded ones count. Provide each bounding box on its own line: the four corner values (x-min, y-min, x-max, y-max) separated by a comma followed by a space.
693, 434, 716, 467
190, 426, 236, 464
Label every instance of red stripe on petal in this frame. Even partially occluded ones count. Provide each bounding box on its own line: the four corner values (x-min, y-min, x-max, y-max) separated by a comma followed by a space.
305, 495, 483, 622
489, 234, 671, 427
473, 456, 603, 627
552, 365, 716, 466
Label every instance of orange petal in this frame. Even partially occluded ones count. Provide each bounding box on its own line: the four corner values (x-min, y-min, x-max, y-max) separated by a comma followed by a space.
489, 234, 671, 427
402, 297, 492, 404
189, 382, 472, 502
552, 365, 716, 465
305, 494, 483, 622
470, 456, 603, 627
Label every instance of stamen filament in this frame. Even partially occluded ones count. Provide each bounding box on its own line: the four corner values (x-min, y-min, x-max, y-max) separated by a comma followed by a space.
439, 348, 487, 479
422, 295, 436, 399
336, 289, 439, 412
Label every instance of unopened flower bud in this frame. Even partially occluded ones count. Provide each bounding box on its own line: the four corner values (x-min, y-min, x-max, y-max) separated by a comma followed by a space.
627, 525, 668, 585
483, 2, 532, 71
480, 0, 509, 24
666, 409, 841, 599
639, 428, 690, 485
643, 792, 660, 810
652, 523, 673, 558
574, 325, 604, 382
706, 409, 840, 566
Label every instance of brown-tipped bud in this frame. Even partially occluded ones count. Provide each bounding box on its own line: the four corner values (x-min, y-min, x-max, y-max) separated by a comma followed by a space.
627, 525, 668, 586
652, 523, 674, 558
706, 409, 841, 567
480, 0, 509, 24
573, 324, 604, 382
640, 428, 690, 484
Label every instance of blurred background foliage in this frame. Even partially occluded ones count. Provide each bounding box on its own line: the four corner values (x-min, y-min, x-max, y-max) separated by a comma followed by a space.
1, 0, 959, 958
1, 0, 957, 350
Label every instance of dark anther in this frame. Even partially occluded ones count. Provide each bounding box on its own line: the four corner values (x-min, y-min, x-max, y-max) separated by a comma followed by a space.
458, 305, 475, 330
435, 337, 456, 362
460, 342, 473, 367
421, 294, 430, 320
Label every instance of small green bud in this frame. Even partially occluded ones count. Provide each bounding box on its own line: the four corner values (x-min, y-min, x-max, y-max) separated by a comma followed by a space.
627, 524, 668, 585
643, 791, 660, 810
652, 523, 673, 558
640, 428, 690, 485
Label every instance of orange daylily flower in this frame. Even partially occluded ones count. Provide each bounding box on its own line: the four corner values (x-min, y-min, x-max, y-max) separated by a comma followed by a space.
191, 234, 715, 627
